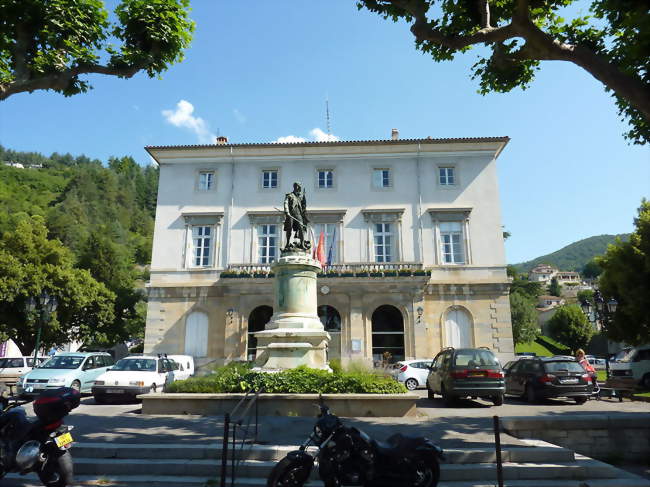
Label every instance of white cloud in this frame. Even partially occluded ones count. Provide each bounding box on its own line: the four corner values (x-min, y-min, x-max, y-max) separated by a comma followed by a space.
274, 128, 339, 144
233, 108, 246, 124
162, 100, 216, 144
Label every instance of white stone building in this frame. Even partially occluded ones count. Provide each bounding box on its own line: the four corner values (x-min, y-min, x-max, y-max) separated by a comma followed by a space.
143, 135, 514, 367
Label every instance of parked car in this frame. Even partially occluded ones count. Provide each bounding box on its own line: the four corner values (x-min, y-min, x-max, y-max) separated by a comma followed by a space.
426, 347, 505, 406
0, 356, 48, 390
608, 344, 650, 389
91, 355, 178, 403
17, 352, 114, 396
585, 355, 607, 370
504, 357, 593, 404
167, 355, 195, 381
393, 359, 431, 390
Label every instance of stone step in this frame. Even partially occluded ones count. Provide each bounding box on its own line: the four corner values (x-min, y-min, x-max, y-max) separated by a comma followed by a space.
71, 442, 575, 464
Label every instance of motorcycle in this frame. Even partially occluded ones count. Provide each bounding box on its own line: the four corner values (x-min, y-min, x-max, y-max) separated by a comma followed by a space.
267, 399, 443, 487
0, 387, 80, 487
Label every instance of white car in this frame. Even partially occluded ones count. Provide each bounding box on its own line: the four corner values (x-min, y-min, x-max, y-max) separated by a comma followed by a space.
91, 355, 177, 403
0, 356, 47, 391
394, 359, 432, 390
167, 355, 195, 381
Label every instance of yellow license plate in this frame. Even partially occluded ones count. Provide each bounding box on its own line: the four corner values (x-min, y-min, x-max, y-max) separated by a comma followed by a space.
54, 432, 73, 448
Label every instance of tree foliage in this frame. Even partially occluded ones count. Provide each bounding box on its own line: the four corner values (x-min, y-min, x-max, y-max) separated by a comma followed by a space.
582, 258, 602, 279
597, 200, 650, 345
0, 0, 194, 100
358, 0, 650, 144
508, 267, 541, 344
547, 304, 594, 353
0, 214, 115, 355
548, 277, 562, 297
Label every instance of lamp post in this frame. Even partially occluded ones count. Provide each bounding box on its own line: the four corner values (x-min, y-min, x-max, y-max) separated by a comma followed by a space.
26, 291, 58, 365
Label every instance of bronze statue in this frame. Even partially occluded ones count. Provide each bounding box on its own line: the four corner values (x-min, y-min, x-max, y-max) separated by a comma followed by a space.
283, 182, 311, 251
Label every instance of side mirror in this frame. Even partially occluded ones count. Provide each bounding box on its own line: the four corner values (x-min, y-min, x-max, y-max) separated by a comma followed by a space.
429, 366, 437, 372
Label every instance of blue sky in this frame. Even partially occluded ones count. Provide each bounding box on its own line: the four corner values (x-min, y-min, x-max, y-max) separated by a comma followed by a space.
1, 0, 648, 264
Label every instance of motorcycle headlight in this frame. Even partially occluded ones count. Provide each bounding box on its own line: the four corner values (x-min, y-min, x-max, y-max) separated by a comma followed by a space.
16, 440, 41, 471
48, 378, 66, 384
314, 425, 322, 438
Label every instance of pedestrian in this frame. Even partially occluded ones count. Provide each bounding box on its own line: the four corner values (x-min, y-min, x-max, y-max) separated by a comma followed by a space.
576, 348, 598, 395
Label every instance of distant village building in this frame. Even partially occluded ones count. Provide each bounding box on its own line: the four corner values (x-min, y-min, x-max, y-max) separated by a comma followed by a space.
536, 295, 566, 335
143, 135, 515, 368
528, 265, 582, 286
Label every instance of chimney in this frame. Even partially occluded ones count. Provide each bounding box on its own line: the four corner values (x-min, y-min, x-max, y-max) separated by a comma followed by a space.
391, 128, 399, 141
216, 136, 228, 145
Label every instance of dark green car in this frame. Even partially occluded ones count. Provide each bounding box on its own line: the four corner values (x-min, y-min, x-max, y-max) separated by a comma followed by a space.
426, 347, 505, 406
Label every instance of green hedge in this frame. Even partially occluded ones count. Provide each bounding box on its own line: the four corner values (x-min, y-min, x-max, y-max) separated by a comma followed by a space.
167, 363, 407, 394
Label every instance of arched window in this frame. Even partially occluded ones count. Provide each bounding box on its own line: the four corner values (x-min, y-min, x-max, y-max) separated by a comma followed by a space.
185, 311, 208, 357
247, 306, 273, 361
318, 305, 341, 361
371, 305, 404, 364
445, 307, 473, 348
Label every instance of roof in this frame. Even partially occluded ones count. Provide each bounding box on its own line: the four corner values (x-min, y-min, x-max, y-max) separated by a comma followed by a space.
145, 136, 510, 151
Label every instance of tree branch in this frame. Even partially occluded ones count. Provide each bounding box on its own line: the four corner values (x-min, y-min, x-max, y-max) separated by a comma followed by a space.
477, 0, 491, 29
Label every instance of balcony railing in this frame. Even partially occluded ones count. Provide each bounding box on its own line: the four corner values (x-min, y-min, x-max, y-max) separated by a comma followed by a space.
224, 262, 425, 277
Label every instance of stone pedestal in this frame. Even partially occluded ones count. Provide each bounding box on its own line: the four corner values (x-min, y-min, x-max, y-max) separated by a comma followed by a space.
254, 251, 330, 370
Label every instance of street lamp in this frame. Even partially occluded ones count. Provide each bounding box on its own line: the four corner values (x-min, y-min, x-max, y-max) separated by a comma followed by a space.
26, 291, 58, 365
580, 289, 617, 331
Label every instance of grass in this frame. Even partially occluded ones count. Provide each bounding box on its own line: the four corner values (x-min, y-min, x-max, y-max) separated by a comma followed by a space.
515, 340, 555, 356
596, 370, 607, 382
636, 391, 650, 397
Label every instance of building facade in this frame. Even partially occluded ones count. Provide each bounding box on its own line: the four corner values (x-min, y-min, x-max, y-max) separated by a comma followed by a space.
143, 136, 514, 368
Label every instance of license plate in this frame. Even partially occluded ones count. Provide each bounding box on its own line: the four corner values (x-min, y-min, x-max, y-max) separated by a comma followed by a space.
468, 372, 486, 377
107, 389, 124, 394
55, 432, 73, 448
31, 383, 45, 389
560, 378, 579, 384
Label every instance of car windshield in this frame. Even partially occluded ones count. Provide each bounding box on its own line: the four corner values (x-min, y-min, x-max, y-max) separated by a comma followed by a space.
39, 356, 84, 369
544, 361, 584, 373
614, 349, 634, 362
111, 358, 157, 372
454, 350, 499, 367
0, 358, 23, 368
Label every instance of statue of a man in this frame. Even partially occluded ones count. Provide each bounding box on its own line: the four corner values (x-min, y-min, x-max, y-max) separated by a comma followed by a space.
283, 182, 310, 251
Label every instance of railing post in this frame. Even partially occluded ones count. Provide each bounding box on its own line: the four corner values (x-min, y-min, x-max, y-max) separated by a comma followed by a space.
220, 413, 230, 487
493, 415, 504, 487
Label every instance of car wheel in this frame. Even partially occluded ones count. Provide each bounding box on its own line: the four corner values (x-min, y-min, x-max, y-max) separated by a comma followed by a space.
427, 387, 435, 400
492, 393, 504, 406
405, 378, 418, 391
642, 373, 650, 389
150, 384, 157, 393
574, 396, 587, 405
526, 383, 537, 404
441, 385, 454, 407
70, 380, 81, 393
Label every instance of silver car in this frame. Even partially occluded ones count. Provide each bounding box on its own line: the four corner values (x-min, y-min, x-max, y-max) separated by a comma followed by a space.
394, 359, 432, 390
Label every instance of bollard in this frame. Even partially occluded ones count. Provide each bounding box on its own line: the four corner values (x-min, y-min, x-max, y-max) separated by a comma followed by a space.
220, 413, 230, 487
493, 415, 504, 487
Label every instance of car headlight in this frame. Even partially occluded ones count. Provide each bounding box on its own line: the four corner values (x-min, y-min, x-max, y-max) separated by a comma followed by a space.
94, 381, 104, 386
623, 370, 633, 376
129, 381, 144, 387
48, 378, 66, 384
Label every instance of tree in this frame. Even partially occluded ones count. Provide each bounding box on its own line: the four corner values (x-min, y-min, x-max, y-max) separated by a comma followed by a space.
510, 291, 539, 344
0, 214, 115, 355
547, 304, 594, 353
582, 258, 603, 279
597, 200, 650, 345
548, 277, 562, 297
0, 0, 194, 100
358, 0, 650, 144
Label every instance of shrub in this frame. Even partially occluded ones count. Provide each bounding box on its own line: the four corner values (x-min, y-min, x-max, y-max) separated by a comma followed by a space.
167, 363, 407, 394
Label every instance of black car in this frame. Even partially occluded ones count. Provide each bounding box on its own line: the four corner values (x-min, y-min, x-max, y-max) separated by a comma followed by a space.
504, 357, 593, 404
426, 347, 505, 406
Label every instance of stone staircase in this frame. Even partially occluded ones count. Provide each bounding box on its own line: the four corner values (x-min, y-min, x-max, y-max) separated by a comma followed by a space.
5, 441, 650, 487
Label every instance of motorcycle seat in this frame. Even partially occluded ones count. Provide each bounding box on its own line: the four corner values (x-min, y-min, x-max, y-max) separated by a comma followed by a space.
373, 433, 423, 456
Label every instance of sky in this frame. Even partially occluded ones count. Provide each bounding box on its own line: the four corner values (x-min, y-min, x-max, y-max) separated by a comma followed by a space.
1, 0, 648, 265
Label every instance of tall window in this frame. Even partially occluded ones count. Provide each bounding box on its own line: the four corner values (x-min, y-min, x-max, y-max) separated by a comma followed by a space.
440, 221, 464, 264
258, 224, 278, 263
262, 170, 278, 189
439, 167, 455, 185
191, 226, 212, 267
313, 223, 338, 263
372, 168, 391, 188
374, 223, 392, 262
371, 305, 404, 364
318, 169, 334, 188
198, 171, 214, 190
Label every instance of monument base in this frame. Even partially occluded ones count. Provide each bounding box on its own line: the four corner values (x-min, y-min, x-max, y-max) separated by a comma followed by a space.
253, 328, 331, 371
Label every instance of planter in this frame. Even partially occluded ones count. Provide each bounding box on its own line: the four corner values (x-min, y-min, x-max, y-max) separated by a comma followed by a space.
369, 272, 383, 277
253, 273, 268, 278
356, 272, 370, 277
340, 272, 354, 277
413, 271, 429, 277
384, 271, 398, 277
398, 271, 412, 277
139, 393, 419, 417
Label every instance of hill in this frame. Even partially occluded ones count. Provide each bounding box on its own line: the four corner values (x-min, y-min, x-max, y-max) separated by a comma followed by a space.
513, 234, 630, 273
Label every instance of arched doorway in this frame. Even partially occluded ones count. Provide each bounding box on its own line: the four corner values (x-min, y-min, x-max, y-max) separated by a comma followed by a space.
318, 305, 341, 361
185, 311, 208, 357
445, 307, 473, 348
371, 305, 404, 365
247, 306, 273, 361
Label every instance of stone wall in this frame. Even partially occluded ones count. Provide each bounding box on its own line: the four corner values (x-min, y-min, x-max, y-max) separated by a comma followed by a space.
502, 414, 650, 462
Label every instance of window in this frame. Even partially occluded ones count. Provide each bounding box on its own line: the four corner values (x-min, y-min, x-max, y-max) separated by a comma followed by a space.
198, 171, 214, 191
191, 225, 212, 267
374, 223, 393, 263
440, 221, 464, 264
439, 167, 455, 185
262, 170, 278, 189
258, 224, 278, 263
317, 169, 334, 188
313, 223, 338, 264
372, 168, 391, 188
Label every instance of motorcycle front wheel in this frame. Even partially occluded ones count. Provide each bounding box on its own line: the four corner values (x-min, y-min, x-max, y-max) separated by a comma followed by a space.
267, 457, 312, 487
413, 458, 440, 487
38, 451, 73, 487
